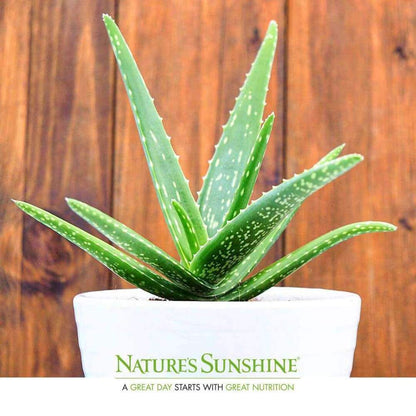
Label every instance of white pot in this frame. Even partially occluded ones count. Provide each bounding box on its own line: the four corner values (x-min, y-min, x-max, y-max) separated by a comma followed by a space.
73, 287, 361, 377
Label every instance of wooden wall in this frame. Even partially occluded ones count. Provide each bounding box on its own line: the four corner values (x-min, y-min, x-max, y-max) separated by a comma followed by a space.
0, 0, 414, 376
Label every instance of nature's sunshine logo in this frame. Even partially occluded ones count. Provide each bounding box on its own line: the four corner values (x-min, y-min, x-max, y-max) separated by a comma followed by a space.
115, 353, 299, 376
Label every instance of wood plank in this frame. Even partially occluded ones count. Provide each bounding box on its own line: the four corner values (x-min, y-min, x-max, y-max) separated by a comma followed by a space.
0, 0, 31, 377
113, 0, 286, 289
286, 0, 416, 376
21, 0, 115, 376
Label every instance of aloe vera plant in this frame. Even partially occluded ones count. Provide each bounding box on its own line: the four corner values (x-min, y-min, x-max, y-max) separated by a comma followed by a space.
14, 15, 396, 301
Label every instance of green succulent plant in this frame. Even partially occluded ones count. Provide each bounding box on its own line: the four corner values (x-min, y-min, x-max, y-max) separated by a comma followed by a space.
14, 15, 396, 301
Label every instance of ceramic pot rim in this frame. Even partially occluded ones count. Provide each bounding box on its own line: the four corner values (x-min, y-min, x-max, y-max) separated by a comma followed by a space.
74, 287, 361, 310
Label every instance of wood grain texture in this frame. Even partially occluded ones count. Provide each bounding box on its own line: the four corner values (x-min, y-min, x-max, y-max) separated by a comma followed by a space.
0, 0, 31, 376
21, 0, 115, 376
0, 0, 414, 376
285, 0, 416, 376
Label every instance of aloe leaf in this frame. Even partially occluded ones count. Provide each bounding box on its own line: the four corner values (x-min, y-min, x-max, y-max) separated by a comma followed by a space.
211, 211, 295, 296
172, 200, 200, 258
314, 143, 345, 165
225, 113, 275, 223
211, 144, 347, 295
190, 154, 363, 285
14, 200, 203, 300
198, 21, 278, 237
103, 15, 208, 262
66, 198, 213, 293
219, 221, 397, 301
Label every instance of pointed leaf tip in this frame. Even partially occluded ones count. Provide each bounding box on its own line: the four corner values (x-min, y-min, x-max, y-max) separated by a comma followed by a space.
333, 143, 346, 154
65, 197, 76, 206
65, 198, 80, 210
13, 199, 25, 208
381, 222, 397, 231
315, 143, 347, 166
350, 153, 364, 161
102, 14, 113, 22
268, 20, 278, 32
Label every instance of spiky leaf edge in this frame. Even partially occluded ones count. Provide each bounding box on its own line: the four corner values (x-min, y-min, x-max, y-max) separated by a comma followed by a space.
191, 154, 363, 284
103, 14, 208, 263
198, 21, 278, 237
219, 221, 396, 301
211, 144, 347, 295
224, 113, 275, 223
66, 198, 214, 293
14, 200, 205, 300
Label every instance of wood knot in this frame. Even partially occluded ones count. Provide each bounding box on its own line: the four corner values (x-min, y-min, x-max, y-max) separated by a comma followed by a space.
398, 217, 413, 231
250, 27, 260, 45
248, 27, 261, 52
394, 45, 410, 60
22, 215, 77, 296
21, 274, 69, 296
